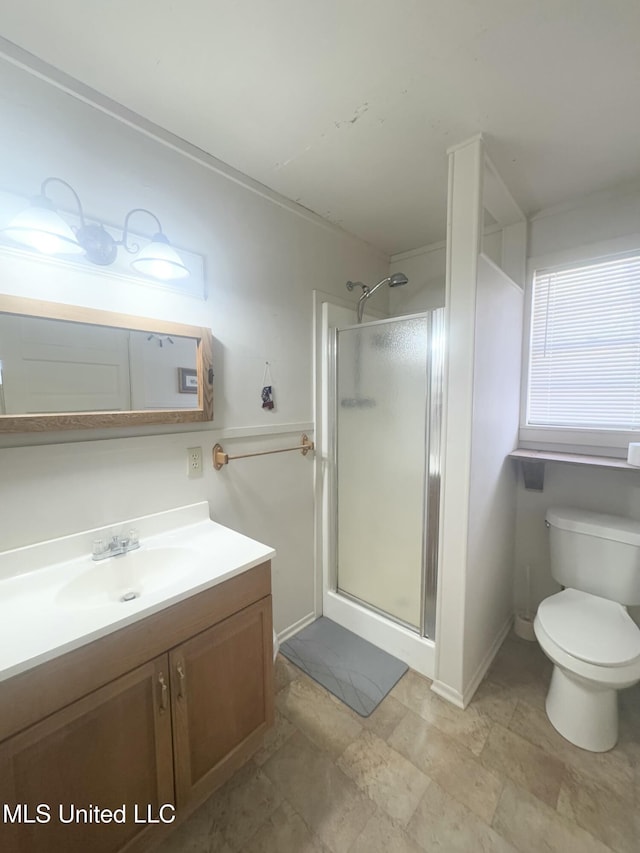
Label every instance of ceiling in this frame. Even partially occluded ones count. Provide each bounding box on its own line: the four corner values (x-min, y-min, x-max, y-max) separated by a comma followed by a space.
1, 1, 639, 256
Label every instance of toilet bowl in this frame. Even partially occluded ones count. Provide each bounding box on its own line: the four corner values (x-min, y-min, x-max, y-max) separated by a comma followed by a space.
536, 507, 640, 752
534, 588, 640, 751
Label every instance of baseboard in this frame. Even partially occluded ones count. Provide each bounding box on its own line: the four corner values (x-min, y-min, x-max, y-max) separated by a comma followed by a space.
462, 614, 513, 707
431, 614, 513, 710
277, 612, 317, 644
430, 680, 465, 708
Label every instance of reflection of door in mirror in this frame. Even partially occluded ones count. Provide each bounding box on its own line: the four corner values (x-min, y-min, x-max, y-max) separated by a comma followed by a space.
0, 315, 131, 414
0, 316, 199, 415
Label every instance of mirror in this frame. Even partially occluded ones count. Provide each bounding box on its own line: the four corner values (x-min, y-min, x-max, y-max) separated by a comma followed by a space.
0, 295, 213, 432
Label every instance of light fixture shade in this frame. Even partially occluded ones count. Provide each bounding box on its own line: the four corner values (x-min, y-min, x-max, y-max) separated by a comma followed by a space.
130, 233, 190, 281
2, 202, 83, 256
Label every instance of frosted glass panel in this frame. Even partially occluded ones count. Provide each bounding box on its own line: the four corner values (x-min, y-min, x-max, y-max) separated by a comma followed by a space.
336, 317, 429, 629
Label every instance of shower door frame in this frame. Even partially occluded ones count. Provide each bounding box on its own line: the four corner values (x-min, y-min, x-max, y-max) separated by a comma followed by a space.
329, 309, 444, 641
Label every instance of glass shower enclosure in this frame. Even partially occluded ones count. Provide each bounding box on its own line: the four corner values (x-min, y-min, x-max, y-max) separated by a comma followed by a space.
334, 310, 443, 639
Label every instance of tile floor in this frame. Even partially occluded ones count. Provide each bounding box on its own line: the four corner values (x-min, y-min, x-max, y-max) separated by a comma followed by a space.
155, 634, 640, 853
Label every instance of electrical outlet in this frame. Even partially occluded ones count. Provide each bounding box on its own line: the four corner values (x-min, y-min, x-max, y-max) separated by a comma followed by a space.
187, 446, 203, 478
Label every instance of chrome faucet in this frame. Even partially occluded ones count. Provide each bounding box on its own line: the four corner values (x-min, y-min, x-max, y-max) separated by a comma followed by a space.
92, 529, 140, 561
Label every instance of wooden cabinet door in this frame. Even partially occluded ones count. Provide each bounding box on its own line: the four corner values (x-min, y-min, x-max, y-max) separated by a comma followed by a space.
0, 655, 174, 853
170, 595, 274, 808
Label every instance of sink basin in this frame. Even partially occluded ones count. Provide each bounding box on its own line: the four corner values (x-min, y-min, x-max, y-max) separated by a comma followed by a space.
56, 546, 203, 608
0, 502, 276, 682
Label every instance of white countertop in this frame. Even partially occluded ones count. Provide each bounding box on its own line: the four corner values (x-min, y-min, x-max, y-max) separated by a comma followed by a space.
0, 502, 275, 682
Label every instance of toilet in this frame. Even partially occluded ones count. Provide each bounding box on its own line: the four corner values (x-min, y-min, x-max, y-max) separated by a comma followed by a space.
534, 507, 640, 752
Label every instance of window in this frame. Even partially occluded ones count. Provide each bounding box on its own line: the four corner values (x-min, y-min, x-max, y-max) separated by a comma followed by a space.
523, 252, 640, 448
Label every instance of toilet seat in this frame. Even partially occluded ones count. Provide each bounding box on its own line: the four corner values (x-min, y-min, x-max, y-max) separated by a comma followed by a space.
534, 614, 640, 690
537, 589, 640, 666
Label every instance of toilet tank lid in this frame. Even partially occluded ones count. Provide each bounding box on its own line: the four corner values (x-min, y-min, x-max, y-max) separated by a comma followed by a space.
546, 507, 640, 546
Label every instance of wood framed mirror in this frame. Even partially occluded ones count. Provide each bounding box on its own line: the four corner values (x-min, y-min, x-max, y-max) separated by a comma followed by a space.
0, 295, 213, 432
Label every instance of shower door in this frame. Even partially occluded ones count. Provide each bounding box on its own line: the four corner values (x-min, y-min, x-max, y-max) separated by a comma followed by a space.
335, 312, 442, 637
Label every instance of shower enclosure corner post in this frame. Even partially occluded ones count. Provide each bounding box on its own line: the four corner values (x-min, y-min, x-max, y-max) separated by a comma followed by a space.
328, 325, 340, 599
423, 307, 445, 640
315, 294, 344, 623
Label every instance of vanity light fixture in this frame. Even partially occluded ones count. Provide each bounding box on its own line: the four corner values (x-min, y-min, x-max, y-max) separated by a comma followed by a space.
1, 177, 190, 281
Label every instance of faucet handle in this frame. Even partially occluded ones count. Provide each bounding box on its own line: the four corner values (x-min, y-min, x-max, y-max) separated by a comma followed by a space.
128, 528, 139, 548
92, 538, 108, 558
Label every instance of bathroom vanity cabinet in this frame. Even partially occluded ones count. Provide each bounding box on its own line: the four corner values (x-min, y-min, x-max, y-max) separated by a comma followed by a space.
0, 561, 274, 853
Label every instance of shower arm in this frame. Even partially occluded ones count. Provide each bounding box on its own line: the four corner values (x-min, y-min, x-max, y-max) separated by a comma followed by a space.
364, 277, 391, 299
356, 289, 369, 324
357, 278, 391, 323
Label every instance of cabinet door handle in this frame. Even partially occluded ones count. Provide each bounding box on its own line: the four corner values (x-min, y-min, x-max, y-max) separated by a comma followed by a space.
158, 672, 168, 713
177, 662, 186, 700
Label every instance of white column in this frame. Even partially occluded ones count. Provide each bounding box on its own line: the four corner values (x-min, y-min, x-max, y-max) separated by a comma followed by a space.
432, 135, 484, 706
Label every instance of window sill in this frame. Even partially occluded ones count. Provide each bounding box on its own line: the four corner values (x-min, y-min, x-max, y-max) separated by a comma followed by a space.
508, 448, 640, 491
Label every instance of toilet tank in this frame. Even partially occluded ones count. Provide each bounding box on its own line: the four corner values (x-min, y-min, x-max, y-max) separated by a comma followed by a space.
546, 507, 640, 605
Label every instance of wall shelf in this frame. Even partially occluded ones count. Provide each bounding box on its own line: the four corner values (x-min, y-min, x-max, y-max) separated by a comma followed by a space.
508, 448, 640, 491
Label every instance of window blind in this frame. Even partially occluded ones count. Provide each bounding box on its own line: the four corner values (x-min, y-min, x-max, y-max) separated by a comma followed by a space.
528, 254, 640, 430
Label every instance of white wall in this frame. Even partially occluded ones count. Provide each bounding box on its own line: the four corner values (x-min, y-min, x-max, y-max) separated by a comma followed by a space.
528, 181, 640, 260
389, 244, 446, 316
388, 228, 504, 319
515, 183, 640, 624
464, 255, 523, 685
0, 58, 388, 637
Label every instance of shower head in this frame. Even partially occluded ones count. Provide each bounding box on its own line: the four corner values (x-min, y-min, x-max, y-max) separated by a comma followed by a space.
389, 273, 408, 287
346, 272, 408, 295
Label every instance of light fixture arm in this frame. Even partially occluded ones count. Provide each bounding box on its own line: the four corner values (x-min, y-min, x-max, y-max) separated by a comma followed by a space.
120, 208, 164, 255
39, 177, 87, 229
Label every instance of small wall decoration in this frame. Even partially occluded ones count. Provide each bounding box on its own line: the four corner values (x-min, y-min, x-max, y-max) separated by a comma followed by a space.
261, 362, 275, 410
178, 367, 198, 394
